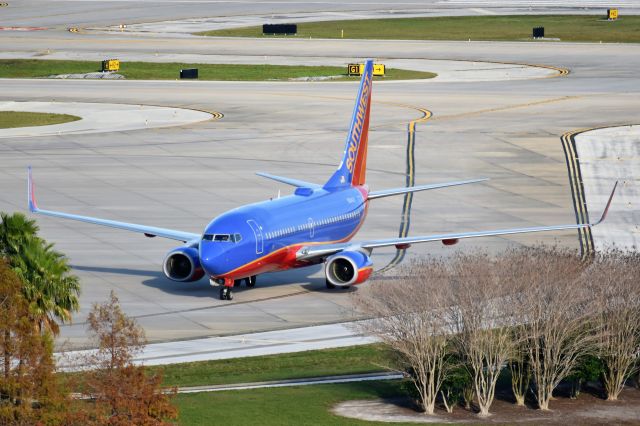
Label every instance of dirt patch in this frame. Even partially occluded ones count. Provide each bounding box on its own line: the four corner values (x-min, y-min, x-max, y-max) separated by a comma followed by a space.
333, 387, 640, 424
48, 72, 124, 79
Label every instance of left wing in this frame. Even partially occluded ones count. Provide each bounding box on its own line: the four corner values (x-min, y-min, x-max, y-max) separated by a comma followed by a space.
296, 181, 618, 261
27, 167, 200, 243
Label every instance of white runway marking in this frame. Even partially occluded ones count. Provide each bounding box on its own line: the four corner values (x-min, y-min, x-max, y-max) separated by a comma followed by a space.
574, 125, 640, 251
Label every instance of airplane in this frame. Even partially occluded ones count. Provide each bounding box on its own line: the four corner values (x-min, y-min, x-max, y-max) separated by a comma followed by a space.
27, 60, 617, 301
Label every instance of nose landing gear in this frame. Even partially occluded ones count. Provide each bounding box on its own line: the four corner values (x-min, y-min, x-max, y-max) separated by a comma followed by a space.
217, 275, 257, 300
220, 287, 233, 301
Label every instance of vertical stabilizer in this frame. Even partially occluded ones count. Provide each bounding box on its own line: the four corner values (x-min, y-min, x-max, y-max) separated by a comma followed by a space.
324, 60, 373, 188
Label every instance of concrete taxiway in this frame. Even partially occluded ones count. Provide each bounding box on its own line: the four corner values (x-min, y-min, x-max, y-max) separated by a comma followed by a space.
0, 3, 638, 350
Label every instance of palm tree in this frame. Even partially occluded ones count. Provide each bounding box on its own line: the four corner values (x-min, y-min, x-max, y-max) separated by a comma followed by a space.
1, 212, 80, 335
0, 212, 39, 257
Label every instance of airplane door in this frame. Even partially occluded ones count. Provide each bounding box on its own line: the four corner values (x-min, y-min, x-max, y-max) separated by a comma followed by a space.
308, 218, 315, 239
247, 220, 264, 255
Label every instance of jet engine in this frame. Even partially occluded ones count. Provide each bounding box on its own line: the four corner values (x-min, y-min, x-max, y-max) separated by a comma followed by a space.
163, 246, 204, 282
325, 251, 373, 287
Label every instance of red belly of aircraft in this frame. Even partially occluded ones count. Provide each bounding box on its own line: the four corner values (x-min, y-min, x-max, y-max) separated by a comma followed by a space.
216, 244, 306, 280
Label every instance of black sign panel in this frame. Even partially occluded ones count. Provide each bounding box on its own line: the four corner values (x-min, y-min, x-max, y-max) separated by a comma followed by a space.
263, 24, 297, 34
532, 27, 545, 38
180, 68, 198, 79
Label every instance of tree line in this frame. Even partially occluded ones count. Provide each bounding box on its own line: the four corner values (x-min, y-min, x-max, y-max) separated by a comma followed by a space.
355, 246, 640, 416
0, 212, 177, 425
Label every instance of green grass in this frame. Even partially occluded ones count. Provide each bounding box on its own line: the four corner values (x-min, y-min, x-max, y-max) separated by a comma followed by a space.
0, 111, 80, 129
198, 15, 640, 43
175, 381, 422, 426
0, 59, 435, 81
155, 344, 396, 388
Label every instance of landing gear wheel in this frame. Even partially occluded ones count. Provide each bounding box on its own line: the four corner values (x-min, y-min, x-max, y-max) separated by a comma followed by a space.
220, 287, 234, 300
245, 275, 256, 288
325, 279, 336, 289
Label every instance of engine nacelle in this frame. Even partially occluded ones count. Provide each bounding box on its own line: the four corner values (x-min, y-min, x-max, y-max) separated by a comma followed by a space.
163, 246, 204, 282
325, 251, 373, 287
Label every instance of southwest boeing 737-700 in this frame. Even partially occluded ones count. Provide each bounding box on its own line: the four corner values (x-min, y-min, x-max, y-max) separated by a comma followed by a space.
27, 60, 617, 300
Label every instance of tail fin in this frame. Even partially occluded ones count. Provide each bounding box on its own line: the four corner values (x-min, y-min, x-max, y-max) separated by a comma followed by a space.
324, 60, 374, 189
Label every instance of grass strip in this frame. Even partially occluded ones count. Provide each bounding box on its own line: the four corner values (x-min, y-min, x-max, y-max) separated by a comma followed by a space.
175, 380, 413, 426
0, 111, 80, 129
153, 344, 396, 388
198, 14, 640, 43
0, 59, 435, 81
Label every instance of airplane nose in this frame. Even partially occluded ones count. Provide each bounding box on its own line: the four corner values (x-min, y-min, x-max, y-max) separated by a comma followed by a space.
199, 244, 224, 276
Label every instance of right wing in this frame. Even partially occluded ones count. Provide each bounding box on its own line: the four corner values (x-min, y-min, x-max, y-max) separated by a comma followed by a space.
367, 178, 488, 200
27, 167, 200, 243
296, 181, 618, 261
256, 172, 321, 188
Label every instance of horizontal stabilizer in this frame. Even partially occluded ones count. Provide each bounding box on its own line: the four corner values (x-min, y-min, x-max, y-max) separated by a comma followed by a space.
256, 172, 320, 188
368, 178, 488, 200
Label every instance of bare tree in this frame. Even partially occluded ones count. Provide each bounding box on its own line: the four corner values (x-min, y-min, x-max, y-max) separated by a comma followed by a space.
505, 248, 534, 407
509, 246, 597, 411
444, 252, 516, 416
353, 259, 452, 415
589, 250, 640, 401
508, 331, 531, 407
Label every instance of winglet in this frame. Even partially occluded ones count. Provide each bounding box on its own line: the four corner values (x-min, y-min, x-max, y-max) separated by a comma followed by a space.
593, 180, 618, 226
27, 166, 38, 212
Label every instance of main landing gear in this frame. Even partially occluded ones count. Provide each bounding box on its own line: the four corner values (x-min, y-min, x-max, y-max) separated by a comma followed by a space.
219, 275, 257, 300
246, 275, 256, 288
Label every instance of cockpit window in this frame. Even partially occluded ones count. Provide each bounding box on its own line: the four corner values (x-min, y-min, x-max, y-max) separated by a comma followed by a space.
202, 233, 242, 243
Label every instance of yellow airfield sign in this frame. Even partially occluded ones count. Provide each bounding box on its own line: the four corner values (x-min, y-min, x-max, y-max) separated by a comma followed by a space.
347, 63, 385, 76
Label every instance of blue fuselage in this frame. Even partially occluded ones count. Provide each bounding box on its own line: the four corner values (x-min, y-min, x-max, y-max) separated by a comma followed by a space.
199, 186, 369, 279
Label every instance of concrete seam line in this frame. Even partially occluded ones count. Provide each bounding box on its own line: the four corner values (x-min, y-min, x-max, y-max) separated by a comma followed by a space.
433, 96, 579, 122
